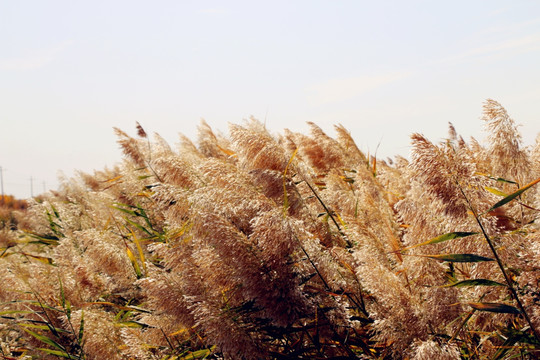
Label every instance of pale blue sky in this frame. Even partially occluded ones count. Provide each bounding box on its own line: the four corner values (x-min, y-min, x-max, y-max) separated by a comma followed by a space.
1, 1, 540, 198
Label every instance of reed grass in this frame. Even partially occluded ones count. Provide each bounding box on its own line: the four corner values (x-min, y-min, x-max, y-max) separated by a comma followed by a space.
1, 100, 539, 359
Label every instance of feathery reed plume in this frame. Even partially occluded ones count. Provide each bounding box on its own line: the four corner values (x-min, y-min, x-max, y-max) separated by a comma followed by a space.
1, 101, 539, 359
482, 98, 530, 183
113, 127, 146, 168
135, 121, 147, 138
532, 134, 540, 179
197, 119, 234, 160
230, 123, 287, 172
410, 133, 470, 219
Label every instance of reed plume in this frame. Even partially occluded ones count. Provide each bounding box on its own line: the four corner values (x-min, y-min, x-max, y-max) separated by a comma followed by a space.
1, 101, 539, 359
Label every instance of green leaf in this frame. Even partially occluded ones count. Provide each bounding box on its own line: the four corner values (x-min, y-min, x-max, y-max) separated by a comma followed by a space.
125, 217, 152, 236
20, 252, 55, 265
59, 276, 71, 320
36, 348, 74, 358
443, 279, 506, 287
45, 206, 64, 238
135, 205, 154, 230
50, 204, 60, 219
114, 320, 151, 328
468, 302, 521, 314
112, 204, 138, 216
59, 276, 66, 308
78, 311, 84, 344
181, 346, 216, 359
489, 176, 518, 185
424, 253, 495, 263
491, 331, 533, 360
497, 327, 540, 355
403, 231, 477, 251
24, 231, 60, 245
449, 310, 475, 343
20, 323, 70, 334
124, 305, 151, 313
0, 310, 33, 315
24, 328, 68, 353
486, 177, 540, 213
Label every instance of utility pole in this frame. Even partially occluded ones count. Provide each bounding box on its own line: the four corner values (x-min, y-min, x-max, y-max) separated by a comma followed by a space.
0, 166, 4, 200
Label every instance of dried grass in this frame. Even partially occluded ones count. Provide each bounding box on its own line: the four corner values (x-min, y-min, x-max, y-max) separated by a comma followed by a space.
1, 101, 539, 359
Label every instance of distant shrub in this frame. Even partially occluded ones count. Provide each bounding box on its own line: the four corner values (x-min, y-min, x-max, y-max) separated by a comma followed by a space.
0, 195, 27, 230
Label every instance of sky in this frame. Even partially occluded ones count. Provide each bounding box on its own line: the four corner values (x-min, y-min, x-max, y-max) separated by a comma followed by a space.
1, 1, 540, 199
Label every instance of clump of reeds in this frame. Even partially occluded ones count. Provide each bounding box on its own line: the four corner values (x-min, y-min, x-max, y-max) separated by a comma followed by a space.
0, 100, 539, 359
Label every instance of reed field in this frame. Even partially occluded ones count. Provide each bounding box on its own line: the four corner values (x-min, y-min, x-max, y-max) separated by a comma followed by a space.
1, 99, 540, 359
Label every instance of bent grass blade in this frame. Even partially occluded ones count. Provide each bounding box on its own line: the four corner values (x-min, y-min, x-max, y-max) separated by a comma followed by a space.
443, 279, 505, 287
485, 177, 540, 214
468, 302, 521, 314
421, 253, 495, 263
401, 231, 478, 252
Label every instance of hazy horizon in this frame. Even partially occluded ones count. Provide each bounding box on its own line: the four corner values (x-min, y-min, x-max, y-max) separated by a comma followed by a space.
2, 1, 540, 199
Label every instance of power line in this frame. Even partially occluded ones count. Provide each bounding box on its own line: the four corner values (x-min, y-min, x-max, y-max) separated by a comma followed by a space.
0, 168, 57, 198
0, 166, 4, 198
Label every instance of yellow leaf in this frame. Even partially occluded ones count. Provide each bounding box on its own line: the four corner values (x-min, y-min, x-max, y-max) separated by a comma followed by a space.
126, 246, 142, 278
484, 186, 507, 197
105, 175, 123, 183
216, 144, 236, 156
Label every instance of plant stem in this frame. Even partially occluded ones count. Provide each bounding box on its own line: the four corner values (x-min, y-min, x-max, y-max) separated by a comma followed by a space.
303, 178, 353, 248
457, 183, 540, 342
